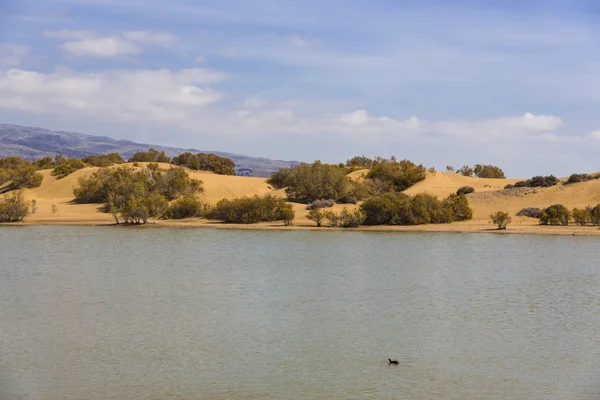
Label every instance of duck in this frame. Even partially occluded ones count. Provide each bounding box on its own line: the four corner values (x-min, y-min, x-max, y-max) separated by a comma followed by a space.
388, 359, 399, 365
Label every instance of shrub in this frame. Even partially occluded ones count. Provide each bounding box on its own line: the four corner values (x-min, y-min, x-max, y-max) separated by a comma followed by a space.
172, 152, 236, 175
8, 165, 44, 189
566, 174, 598, 185
517, 207, 542, 218
84, 153, 125, 167
366, 158, 426, 192
589, 205, 600, 225
336, 194, 358, 204
456, 186, 475, 195
539, 204, 570, 226
210, 195, 294, 224
337, 208, 365, 228
515, 175, 559, 188
33, 156, 55, 170
267, 161, 354, 203
324, 210, 340, 227
51, 204, 57, 214
457, 165, 474, 177
164, 195, 205, 219
306, 199, 335, 210
128, 148, 170, 163
572, 208, 591, 226
442, 194, 473, 221
73, 165, 202, 224
51, 158, 86, 178
504, 184, 514, 189
473, 164, 505, 179
307, 208, 326, 227
346, 156, 375, 168
360, 192, 471, 225
0, 190, 30, 222
490, 211, 511, 229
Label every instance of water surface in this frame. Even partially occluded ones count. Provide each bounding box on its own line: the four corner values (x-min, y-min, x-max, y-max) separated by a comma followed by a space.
1, 227, 599, 399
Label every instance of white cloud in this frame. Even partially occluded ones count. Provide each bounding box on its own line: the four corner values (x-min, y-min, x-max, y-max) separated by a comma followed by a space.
45, 29, 176, 58
122, 31, 175, 45
0, 68, 227, 121
0, 67, 575, 144
588, 131, 600, 141
61, 38, 141, 57
0, 44, 30, 66
43, 29, 95, 40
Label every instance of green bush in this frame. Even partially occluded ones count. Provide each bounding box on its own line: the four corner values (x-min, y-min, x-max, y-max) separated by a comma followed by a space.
360, 192, 471, 225
127, 148, 170, 163
336, 194, 358, 204
74, 165, 202, 224
490, 211, 511, 229
457, 165, 474, 177
172, 152, 236, 175
84, 153, 125, 167
456, 186, 474, 195
590, 205, 600, 225
572, 208, 591, 226
539, 204, 570, 225
33, 156, 55, 170
0, 190, 30, 222
7, 165, 44, 189
504, 184, 514, 189
346, 155, 375, 168
366, 158, 426, 192
473, 164, 506, 179
51, 158, 86, 178
267, 161, 353, 203
307, 208, 326, 227
210, 195, 294, 224
515, 175, 558, 188
164, 195, 205, 219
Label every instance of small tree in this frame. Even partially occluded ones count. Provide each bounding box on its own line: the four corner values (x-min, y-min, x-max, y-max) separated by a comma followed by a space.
280, 203, 295, 226
324, 210, 340, 227
539, 204, 570, 226
31, 199, 37, 214
307, 208, 326, 227
457, 165, 474, 177
572, 208, 591, 226
490, 211, 511, 230
51, 204, 58, 214
0, 191, 30, 222
445, 165, 454, 172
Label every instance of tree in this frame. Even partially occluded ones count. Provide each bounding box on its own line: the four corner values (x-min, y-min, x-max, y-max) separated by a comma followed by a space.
366, 158, 427, 192
172, 152, 236, 175
268, 161, 353, 203
31, 199, 37, 214
127, 148, 170, 163
33, 157, 55, 169
539, 204, 570, 225
473, 164, 506, 179
164, 195, 205, 219
456, 165, 474, 177
84, 153, 125, 167
9, 165, 44, 189
346, 156, 375, 168
52, 158, 86, 179
307, 208, 326, 227
0, 191, 30, 222
490, 211, 511, 229
572, 208, 591, 226
445, 165, 455, 172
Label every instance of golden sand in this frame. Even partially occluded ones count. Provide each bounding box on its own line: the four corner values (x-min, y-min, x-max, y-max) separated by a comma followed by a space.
10, 167, 600, 236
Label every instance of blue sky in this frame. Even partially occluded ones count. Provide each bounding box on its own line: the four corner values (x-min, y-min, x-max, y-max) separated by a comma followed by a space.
1, 0, 600, 176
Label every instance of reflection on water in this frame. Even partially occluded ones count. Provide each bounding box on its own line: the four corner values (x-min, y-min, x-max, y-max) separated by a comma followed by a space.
1, 227, 599, 399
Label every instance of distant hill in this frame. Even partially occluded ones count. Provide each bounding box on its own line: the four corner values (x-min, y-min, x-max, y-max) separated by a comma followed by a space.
0, 124, 298, 177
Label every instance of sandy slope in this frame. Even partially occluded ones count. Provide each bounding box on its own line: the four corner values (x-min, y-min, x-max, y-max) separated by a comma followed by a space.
4, 166, 600, 236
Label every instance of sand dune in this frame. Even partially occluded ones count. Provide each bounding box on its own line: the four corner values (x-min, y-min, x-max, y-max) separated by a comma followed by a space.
4, 165, 600, 235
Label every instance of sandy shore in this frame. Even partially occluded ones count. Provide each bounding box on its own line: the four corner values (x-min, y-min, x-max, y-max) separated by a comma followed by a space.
3, 166, 599, 237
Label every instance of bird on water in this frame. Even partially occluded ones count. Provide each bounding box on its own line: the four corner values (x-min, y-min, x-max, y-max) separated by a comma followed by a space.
388, 359, 399, 364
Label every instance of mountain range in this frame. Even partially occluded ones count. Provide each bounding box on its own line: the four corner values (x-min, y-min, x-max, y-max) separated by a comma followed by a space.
0, 124, 297, 177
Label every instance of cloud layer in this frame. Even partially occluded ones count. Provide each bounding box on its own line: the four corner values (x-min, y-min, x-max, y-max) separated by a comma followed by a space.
44, 30, 175, 57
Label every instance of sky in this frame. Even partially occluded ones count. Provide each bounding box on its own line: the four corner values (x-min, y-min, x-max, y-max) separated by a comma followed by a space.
1, 0, 600, 176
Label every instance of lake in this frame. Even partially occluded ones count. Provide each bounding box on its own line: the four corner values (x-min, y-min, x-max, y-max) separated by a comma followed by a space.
1, 227, 599, 399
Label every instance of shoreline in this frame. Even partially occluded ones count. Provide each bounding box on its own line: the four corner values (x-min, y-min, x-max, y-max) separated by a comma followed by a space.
4, 219, 600, 237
